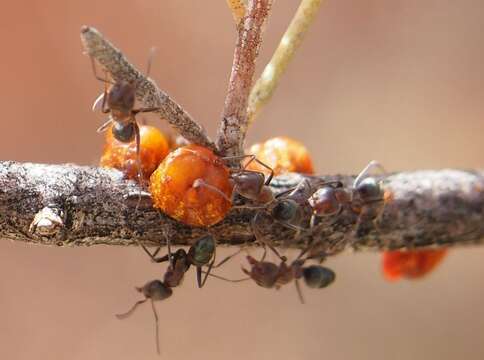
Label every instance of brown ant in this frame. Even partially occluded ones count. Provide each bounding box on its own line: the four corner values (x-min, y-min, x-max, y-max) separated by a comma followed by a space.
116, 279, 171, 354
118, 235, 242, 354
206, 246, 336, 304
242, 247, 336, 304
137, 233, 242, 288
89, 50, 160, 184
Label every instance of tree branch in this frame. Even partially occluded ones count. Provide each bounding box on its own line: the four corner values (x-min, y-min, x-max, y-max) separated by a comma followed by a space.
1, 161, 483, 256
80, 26, 216, 151
217, 0, 273, 157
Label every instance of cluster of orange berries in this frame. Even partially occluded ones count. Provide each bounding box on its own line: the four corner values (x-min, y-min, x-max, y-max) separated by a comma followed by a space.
99, 126, 448, 282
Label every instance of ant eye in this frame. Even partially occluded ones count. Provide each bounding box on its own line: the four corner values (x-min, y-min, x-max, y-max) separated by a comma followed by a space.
246, 136, 314, 176
302, 266, 335, 288
112, 122, 135, 143
272, 199, 297, 222
150, 145, 233, 227
100, 124, 170, 181
356, 177, 381, 200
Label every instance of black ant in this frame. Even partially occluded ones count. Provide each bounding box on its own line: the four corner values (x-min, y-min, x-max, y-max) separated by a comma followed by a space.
307, 160, 386, 228
89, 50, 160, 184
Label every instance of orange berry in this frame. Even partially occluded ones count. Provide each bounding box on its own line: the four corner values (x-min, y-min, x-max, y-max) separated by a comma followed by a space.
149, 144, 233, 227
246, 136, 314, 176
100, 125, 170, 181
382, 249, 448, 281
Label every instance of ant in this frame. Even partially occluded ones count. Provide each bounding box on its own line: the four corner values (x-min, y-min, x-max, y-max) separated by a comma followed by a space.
118, 235, 242, 354
138, 233, 241, 288
116, 279, 171, 355
308, 160, 386, 228
207, 246, 336, 304
89, 50, 160, 185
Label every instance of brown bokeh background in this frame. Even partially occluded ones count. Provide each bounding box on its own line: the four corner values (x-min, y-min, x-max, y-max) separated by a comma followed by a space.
1, 1, 484, 359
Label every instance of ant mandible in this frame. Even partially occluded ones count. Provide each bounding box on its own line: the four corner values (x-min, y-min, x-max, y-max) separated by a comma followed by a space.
89, 50, 160, 184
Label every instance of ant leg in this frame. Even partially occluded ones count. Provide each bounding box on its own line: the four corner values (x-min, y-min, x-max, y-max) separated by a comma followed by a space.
212, 248, 244, 268
252, 212, 287, 262
192, 179, 232, 203
115, 299, 147, 319
133, 121, 142, 185
89, 56, 114, 84
96, 119, 113, 133
260, 246, 268, 261
132, 107, 161, 115
150, 299, 161, 355
134, 239, 170, 263
295, 279, 305, 304
353, 160, 386, 188
201, 271, 251, 283
275, 178, 312, 200
199, 245, 218, 288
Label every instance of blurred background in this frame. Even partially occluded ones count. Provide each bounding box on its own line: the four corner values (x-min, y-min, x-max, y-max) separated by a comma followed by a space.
1, 0, 484, 359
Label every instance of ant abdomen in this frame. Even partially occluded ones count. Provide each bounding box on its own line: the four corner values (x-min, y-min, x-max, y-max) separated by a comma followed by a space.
242, 256, 280, 288
187, 235, 216, 266
112, 121, 136, 143
302, 266, 335, 289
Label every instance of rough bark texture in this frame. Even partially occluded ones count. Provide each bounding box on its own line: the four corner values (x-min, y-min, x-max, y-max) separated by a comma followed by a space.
1, 161, 483, 256
217, 0, 272, 157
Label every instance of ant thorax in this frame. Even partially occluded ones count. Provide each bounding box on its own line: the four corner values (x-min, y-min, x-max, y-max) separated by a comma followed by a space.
107, 81, 136, 114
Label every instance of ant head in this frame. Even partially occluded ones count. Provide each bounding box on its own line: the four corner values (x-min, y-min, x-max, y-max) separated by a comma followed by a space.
302, 265, 335, 289
137, 280, 173, 301
355, 177, 381, 202
244, 257, 280, 288
188, 235, 215, 266
308, 187, 340, 216
271, 199, 299, 222
173, 248, 188, 260
107, 80, 136, 113
112, 122, 135, 143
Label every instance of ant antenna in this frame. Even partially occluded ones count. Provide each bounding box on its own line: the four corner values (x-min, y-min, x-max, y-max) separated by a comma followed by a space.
115, 298, 147, 319
146, 47, 157, 78
294, 279, 305, 304
150, 299, 161, 355
89, 56, 115, 85
353, 160, 386, 188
